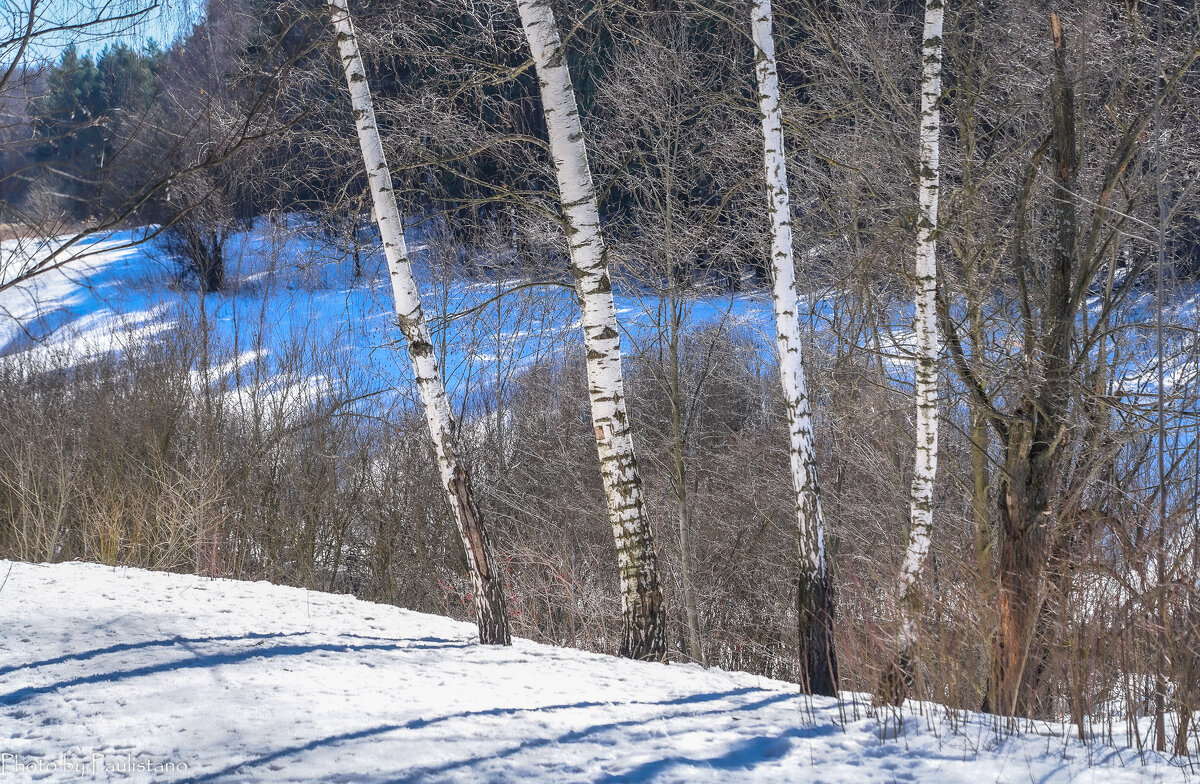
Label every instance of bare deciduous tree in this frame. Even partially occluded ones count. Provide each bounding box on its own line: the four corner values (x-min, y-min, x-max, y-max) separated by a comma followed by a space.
516, 0, 666, 662
751, 0, 837, 696
329, 0, 510, 645
879, 0, 944, 707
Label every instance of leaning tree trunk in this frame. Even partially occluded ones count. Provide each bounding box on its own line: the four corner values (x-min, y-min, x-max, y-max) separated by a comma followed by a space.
329, 0, 509, 645
751, 0, 838, 697
515, 0, 666, 661
878, 0, 944, 707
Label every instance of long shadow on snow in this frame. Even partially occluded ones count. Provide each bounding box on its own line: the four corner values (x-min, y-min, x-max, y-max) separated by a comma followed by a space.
0, 630, 430, 678
594, 724, 841, 782
171, 686, 781, 783
176, 699, 654, 784
387, 690, 801, 784
2, 235, 167, 347
174, 724, 410, 784
0, 638, 469, 706
0, 631, 294, 677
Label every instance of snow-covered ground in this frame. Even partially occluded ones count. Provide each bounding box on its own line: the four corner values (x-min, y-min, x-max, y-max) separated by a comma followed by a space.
7, 220, 1195, 431
0, 560, 1188, 783
0, 221, 777, 407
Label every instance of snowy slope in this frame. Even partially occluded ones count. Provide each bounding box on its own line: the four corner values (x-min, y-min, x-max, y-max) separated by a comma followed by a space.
3, 223, 1197, 414
0, 560, 1186, 783
0, 223, 776, 406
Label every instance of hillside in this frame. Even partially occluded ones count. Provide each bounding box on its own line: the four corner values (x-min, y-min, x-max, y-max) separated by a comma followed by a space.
0, 560, 1187, 783
0, 223, 776, 401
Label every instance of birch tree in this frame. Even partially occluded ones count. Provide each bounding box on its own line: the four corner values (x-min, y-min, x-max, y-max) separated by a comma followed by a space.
751, 0, 838, 696
515, 0, 666, 661
328, 0, 510, 645
878, 0, 944, 707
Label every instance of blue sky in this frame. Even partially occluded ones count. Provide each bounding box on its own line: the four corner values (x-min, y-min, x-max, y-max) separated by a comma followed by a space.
8, 0, 190, 62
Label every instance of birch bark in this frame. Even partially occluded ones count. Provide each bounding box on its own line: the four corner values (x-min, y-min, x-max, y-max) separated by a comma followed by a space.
751, 0, 838, 696
881, 0, 944, 705
515, 0, 666, 661
329, 0, 510, 645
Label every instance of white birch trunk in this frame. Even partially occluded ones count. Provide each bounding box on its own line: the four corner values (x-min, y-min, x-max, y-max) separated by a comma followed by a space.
892, 0, 944, 695
329, 0, 510, 645
515, 0, 666, 661
751, 0, 838, 696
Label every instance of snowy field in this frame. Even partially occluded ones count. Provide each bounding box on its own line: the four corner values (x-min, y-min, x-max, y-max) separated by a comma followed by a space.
0, 222, 777, 406
4, 222, 1194, 420
0, 560, 1189, 783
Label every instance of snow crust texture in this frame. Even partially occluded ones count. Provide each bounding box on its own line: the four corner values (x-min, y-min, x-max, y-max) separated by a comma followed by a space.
0, 561, 1186, 782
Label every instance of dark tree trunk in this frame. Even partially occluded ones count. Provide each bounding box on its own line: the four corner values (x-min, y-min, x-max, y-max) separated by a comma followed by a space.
990, 14, 1077, 717
992, 409, 1059, 716
447, 465, 510, 645
798, 570, 839, 697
